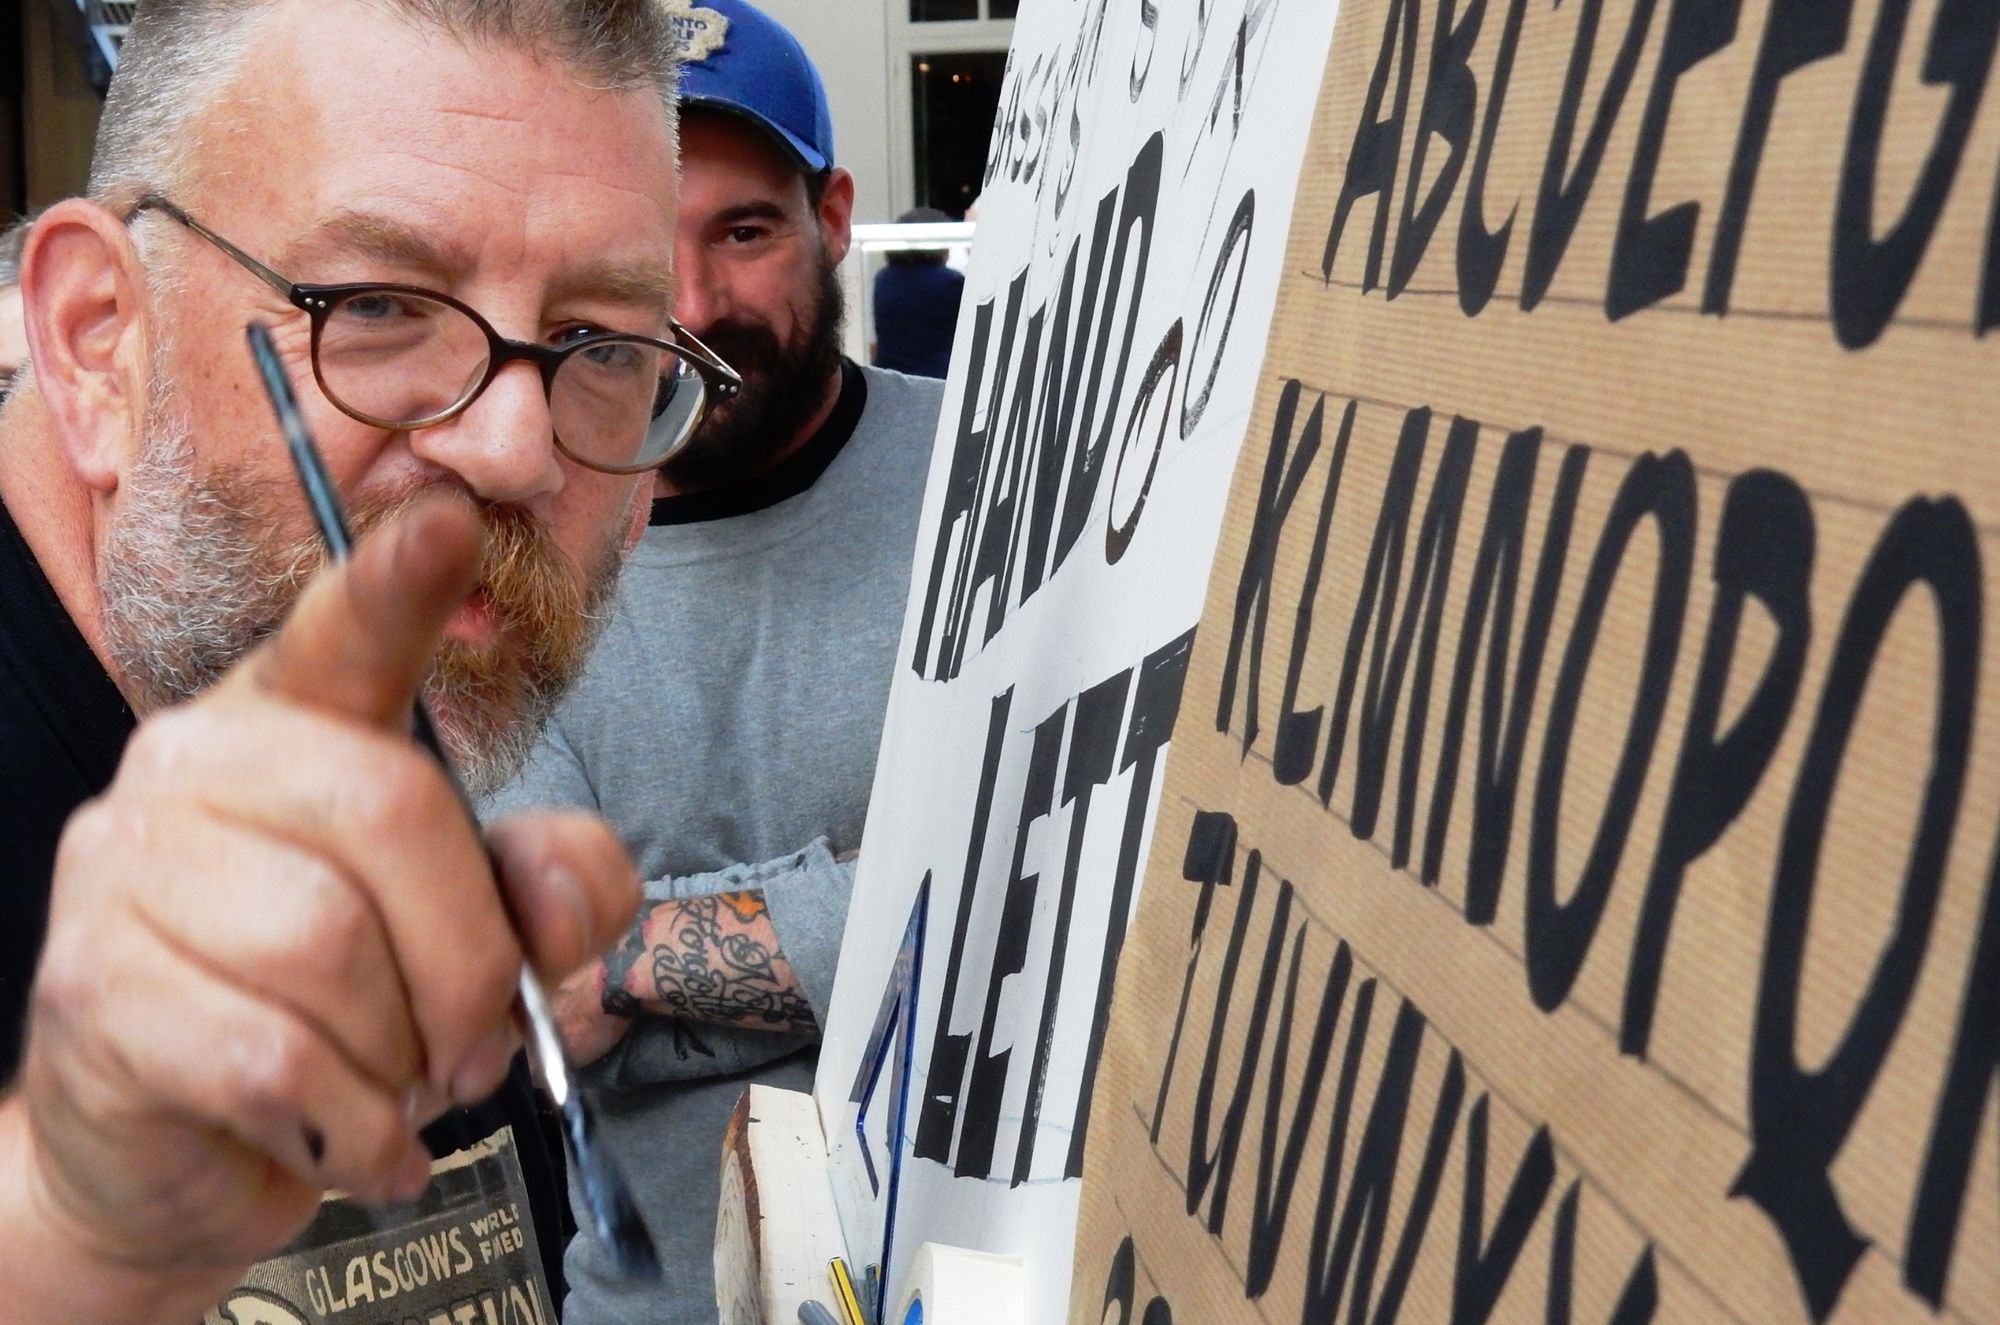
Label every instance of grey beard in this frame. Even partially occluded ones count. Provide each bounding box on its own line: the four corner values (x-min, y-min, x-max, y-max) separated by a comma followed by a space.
95, 387, 622, 799
97, 409, 311, 714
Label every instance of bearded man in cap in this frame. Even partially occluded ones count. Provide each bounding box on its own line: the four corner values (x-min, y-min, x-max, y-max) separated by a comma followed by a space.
484, 2, 950, 1319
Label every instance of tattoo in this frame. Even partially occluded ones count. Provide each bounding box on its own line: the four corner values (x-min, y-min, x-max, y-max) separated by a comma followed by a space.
601, 889, 816, 1033
719, 892, 770, 923
647, 892, 818, 1032
601, 918, 650, 1018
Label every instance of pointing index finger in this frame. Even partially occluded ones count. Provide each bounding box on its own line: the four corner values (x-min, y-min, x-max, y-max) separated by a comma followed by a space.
232, 496, 485, 730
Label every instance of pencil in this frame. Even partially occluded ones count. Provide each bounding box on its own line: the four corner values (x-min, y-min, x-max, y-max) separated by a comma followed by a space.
828, 1257, 867, 1325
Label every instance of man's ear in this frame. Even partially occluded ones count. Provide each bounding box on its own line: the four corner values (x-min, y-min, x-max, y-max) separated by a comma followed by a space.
816, 168, 856, 267
21, 198, 158, 495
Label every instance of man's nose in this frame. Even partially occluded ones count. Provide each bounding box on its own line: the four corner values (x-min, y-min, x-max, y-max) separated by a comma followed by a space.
408, 358, 564, 504
673, 245, 725, 335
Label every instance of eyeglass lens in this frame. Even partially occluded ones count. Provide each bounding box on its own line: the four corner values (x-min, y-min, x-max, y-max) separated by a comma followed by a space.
313, 290, 705, 471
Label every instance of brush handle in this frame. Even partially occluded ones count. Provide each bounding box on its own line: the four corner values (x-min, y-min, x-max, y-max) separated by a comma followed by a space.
246, 319, 654, 1276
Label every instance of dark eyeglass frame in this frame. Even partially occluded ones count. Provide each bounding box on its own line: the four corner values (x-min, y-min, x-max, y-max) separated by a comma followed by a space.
128, 192, 740, 474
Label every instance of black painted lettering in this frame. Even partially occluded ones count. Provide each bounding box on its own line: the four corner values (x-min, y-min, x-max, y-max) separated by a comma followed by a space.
1323, 0, 1422, 289
1456, 0, 1529, 315
1217, 381, 1328, 757
1424, 436, 1589, 921
1526, 452, 1695, 1013
1547, 1183, 1661, 1325
1181, 189, 1255, 438
1057, 133, 1165, 572
1905, 827, 2000, 1306
1453, 1099, 1556, 1323
1131, 0, 1159, 100
956, 275, 1035, 673
915, 690, 1015, 1164
1734, 498, 1981, 1319
1371, 1050, 1470, 1322
956, 701, 1068, 1179
1271, 397, 1351, 785
910, 297, 1001, 680
1319, 411, 1477, 865
1389, 0, 1486, 297
1623, 470, 1813, 1057
1303, 1000, 1429, 1323
1521, 0, 1662, 310
1605, 0, 1742, 320
1296, 406, 1434, 795
1100, 1235, 1138, 1325
1014, 667, 1131, 1185
1185, 852, 1280, 1222
1831, 0, 2000, 348
1152, 808, 1239, 1144
1386, 417, 1480, 866
1024, 218, 1113, 602
1246, 940, 1354, 1296
1105, 319, 1183, 564
1070, 630, 1196, 1175
1702, 0, 1852, 314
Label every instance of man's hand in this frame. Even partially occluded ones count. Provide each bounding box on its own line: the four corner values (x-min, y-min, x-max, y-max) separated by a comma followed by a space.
0, 498, 639, 1325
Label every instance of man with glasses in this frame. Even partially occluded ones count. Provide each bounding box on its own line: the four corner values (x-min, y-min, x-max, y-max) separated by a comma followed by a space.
483, 3, 949, 1320
0, 2, 695, 1319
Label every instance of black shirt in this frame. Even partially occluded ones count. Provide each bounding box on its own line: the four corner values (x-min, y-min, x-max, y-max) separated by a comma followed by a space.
0, 499, 571, 1300
0, 498, 133, 1077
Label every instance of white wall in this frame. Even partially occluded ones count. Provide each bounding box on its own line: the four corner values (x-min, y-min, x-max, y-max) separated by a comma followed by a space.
753, 0, 897, 224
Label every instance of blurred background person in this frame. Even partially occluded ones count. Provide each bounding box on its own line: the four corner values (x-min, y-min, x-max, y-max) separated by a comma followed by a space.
870, 205, 963, 379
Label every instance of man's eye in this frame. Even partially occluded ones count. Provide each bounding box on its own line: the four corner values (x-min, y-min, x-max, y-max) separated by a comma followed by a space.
580, 341, 645, 370
723, 226, 768, 245
341, 293, 419, 320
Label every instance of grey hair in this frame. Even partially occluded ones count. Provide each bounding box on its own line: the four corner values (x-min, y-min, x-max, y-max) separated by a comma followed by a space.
89, 0, 682, 208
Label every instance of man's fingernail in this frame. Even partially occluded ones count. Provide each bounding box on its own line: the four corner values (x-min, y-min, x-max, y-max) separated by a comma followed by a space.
449, 1026, 514, 1105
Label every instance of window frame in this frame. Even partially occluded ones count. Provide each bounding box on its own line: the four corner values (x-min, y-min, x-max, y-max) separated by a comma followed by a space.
886, 10, 1014, 215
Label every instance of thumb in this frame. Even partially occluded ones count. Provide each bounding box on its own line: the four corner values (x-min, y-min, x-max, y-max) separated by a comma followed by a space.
228, 493, 484, 729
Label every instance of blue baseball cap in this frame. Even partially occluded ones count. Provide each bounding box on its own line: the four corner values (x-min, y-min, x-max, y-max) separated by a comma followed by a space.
668, 0, 835, 173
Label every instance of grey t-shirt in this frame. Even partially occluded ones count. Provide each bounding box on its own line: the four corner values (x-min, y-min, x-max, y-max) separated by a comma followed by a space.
483, 362, 945, 1325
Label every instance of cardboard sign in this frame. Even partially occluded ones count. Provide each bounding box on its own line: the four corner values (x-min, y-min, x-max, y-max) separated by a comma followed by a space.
204, 1130, 553, 1325
813, 0, 1345, 1316
1070, 0, 2000, 1320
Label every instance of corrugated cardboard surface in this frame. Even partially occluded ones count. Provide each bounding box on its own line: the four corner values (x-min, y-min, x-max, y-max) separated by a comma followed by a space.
1069, 0, 2000, 1320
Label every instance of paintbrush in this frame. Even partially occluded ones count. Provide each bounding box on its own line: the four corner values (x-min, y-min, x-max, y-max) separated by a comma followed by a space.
245, 320, 661, 1280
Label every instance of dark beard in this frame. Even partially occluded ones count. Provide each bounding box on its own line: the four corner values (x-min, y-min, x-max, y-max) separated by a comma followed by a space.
660, 258, 846, 491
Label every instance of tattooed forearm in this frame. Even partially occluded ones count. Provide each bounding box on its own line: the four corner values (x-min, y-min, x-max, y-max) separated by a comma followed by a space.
599, 890, 817, 1033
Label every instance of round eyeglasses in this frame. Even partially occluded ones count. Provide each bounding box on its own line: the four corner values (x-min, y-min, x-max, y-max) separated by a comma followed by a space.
129, 194, 740, 475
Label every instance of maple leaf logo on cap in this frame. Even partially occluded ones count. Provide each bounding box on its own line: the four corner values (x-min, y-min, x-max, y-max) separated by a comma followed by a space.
659, 0, 729, 63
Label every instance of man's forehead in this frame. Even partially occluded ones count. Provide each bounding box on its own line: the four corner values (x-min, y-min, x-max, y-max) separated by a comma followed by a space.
274, 206, 677, 303
678, 113, 814, 228
181, 6, 678, 300
196, 4, 677, 202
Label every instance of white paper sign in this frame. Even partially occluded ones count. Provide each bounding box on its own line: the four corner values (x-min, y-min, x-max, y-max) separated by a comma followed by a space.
814, 0, 1344, 1316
